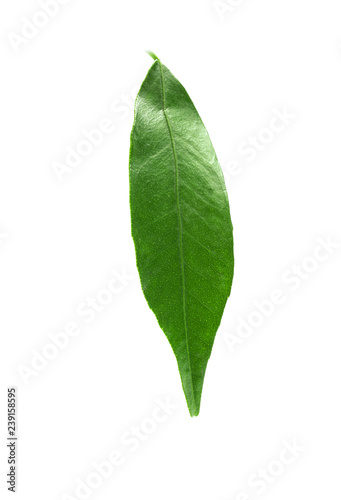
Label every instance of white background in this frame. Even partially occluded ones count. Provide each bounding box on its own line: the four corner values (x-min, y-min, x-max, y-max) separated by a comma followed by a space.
1, 0, 341, 499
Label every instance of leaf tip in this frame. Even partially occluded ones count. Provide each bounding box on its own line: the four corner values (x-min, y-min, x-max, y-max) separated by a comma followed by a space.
188, 399, 201, 418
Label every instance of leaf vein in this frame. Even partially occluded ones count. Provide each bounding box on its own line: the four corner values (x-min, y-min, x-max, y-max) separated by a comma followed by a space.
186, 289, 215, 315
134, 145, 170, 177
182, 229, 226, 265
159, 61, 196, 410
184, 262, 223, 293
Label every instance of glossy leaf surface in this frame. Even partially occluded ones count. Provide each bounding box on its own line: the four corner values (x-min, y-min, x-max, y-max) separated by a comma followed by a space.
129, 54, 234, 416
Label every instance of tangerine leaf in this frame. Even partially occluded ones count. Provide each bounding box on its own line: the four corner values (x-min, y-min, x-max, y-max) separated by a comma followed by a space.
129, 53, 234, 416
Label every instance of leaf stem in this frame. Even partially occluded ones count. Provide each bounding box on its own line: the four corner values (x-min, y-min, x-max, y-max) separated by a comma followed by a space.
146, 50, 159, 61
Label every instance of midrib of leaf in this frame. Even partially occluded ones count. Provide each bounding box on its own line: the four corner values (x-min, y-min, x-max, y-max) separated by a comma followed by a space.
158, 60, 197, 413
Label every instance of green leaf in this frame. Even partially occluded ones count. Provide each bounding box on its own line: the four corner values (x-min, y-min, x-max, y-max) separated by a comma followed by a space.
129, 54, 234, 417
